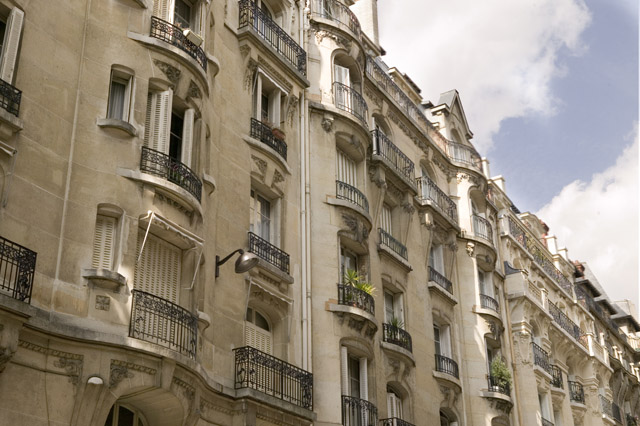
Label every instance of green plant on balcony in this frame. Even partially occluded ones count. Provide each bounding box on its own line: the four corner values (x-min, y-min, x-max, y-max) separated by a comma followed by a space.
343, 269, 376, 295
388, 316, 404, 329
490, 356, 512, 389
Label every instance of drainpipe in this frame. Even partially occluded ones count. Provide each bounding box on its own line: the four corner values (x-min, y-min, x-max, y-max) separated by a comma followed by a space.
505, 294, 523, 426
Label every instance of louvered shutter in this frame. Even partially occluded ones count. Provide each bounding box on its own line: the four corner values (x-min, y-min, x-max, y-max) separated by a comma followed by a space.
0, 8, 23, 84
134, 232, 181, 304
359, 357, 368, 400
153, 0, 173, 22
337, 150, 357, 187
244, 321, 272, 354
340, 346, 349, 396
387, 392, 402, 419
92, 215, 116, 270
144, 90, 172, 154
381, 205, 392, 234
181, 108, 195, 168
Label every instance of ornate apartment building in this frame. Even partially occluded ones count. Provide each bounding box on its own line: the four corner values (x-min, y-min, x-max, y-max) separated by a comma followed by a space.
0, 0, 638, 425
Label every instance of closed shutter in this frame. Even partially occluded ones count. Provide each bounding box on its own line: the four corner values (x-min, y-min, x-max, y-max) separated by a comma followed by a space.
244, 321, 272, 354
336, 150, 357, 187
340, 346, 349, 396
384, 291, 394, 323
134, 232, 181, 304
387, 391, 402, 419
92, 215, 116, 270
430, 244, 444, 274
0, 8, 23, 84
144, 90, 172, 154
181, 108, 195, 168
153, 0, 173, 22
359, 357, 368, 400
381, 205, 392, 234
334, 64, 351, 111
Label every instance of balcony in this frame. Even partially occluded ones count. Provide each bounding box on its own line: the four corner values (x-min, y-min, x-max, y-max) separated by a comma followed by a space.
568, 381, 585, 404
601, 395, 614, 418
248, 232, 290, 274
234, 346, 313, 410
0, 78, 21, 116
382, 323, 412, 353
336, 181, 369, 213
342, 395, 377, 426
129, 290, 197, 359
333, 82, 368, 127
548, 301, 586, 348
140, 146, 202, 202
380, 419, 415, 426
541, 419, 554, 426
416, 176, 459, 227
480, 294, 500, 313
487, 375, 510, 396
435, 354, 459, 379
238, 0, 307, 76
0, 236, 36, 304
150, 16, 206, 71
472, 214, 493, 244
311, 0, 361, 37
428, 266, 453, 294
532, 342, 552, 374
550, 365, 563, 389
446, 141, 482, 172
250, 118, 287, 160
337, 283, 375, 316
371, 129, 416, 190
379, 228, 408, 260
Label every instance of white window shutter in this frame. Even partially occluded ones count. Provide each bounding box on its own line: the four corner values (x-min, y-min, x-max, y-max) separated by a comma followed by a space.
340, 346, 349, 396
153, 0, 173, 22
92, 215, 116, 270
334, 64, 350, 86
196, 1, 206, 38
181, 108, 195, 168
0, 8, 24, 84
144, 90, 173, 154
359, 357, 368, 400
134, 233, 181, 304
395, 293, 404, 325
244, 321, 272, 354
381, 205, 392, 234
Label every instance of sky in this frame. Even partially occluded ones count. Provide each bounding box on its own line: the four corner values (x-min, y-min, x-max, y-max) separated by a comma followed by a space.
377, 0, 639, 313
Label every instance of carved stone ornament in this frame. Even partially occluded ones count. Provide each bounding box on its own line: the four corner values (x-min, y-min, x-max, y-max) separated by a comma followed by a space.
251, 155, 268, 179
153, 60, 181, 85
54, 357, 83, 385
285, 94, 298, 126
466, 242, 475, 257
513, 331, 532, 365
322, 115, 334, 132
364, 85, 382, 108
187, 80, 202, 99
239, 44, 251, 59
95, 295, 110, 311
172, 377, 196, 402
244, 59, 258, 91
110, 364, 133, 388
0, 346, 14, 373
314, 29, 351, 51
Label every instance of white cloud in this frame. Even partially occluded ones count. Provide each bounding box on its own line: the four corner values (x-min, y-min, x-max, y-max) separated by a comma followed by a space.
377, 0, 591, 153
536, 124, 639, 310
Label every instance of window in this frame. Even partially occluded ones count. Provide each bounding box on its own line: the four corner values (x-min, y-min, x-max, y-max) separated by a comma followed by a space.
174, 0, 193, 29
107, 69, 133, 121
478, 269, 493, 297
386, 388, 403, 419
104, 404, 147, 426
381, 204, 392, 235
153, 0, 204, 35
91, 206, 123, 271
433, 323, 451, 357
245, 307, 272, 354
134, 231, 181, 304
341, 346, 368, 399
0, 7, 23, 85
340, 246, 358, 282
253, 73, 283, 127
336, 149, 357, 187
334, 63, 351, 110
250, 189, 273, 242
429, 244, 444, 274
384, 290, 404, 325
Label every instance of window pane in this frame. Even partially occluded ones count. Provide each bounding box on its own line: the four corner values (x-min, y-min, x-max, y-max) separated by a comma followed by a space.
118, 406, 135, 426
174, 0, 192, 28
108, 80, 126, 120
169, 112, 184, 162
348, 357, 360, 398
254, 311, 270, 331
104, 406, 114, 426
434, 326, 441, 355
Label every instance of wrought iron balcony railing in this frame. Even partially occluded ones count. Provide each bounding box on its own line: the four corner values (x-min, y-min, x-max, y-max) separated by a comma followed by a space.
380, 418, 415, 426
311, 0, 361, 37
613, 403, 622, 424
0, 78, 21, 116
337, 283, 375, 316
568, 381, 585, 404
250, 118, 287, 160
532, 342, 552, 374
140, 146, 202, 202
379, 228, 408, 260
234, 346, 313, 409
541, 418, 554, 426
472, 214, 492, 243
342, 395, 378, 426
506, 215, 574, 295
416, 176, 458, 225
550, 365, 563, 389
480, 294, 500, 313
238, 0, 306, 75
248, 231, 290, 274
336, 180, 369, 213
428, 266, 453, 294
371, 129, 415, 184
601, 395, 614, 418
0, 235, 36, 303
129, 290, 197, 359
333, 82, 368, 127
150, 16, 206, 70
435, 354, 459, 379
487, 374, 510, 396
548, 301, 584, 344
446, 141, 482, 171
382, 323, 412, 353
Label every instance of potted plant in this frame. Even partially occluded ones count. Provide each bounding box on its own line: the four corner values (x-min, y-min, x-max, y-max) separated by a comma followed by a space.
271, 127, 286, 140
343, 269, 375, 295
490, 357, 512, 390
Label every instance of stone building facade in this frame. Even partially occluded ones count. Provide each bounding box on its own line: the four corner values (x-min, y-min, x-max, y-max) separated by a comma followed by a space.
0, 0, 638, 425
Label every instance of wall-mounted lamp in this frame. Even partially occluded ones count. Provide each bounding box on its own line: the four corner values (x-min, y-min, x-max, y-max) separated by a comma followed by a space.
215, 249, 258, 278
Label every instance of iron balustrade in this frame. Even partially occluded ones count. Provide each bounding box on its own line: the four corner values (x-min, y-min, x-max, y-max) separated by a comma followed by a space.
140, 146, 202, 202
129, 290, 198, 359
234, 346, 313, 409
428, 266, 453, 294
532, 342, 552, 374
435, 354, 459, 379
550, 365, 563, 389
601, 395, 614, 418
336, 180, 369, 212
548, 301, 583, 342
250, 118, 288, 160
472, 214, 493, 243
238, 0, 306, 75
613, 403, 622, 423
337, 283, 375, 315
379, 228, 408, 260
0, 78, 21, 116
568, 381, 585, 404
541, 419, 554, 426
487, 374, 511, 396
0, 235, 36, 303
333, 82, 368, 127
416, 176, 459, 225
382, 323, 412, 353
311, 0, 361, 36
248, 231, 290, 274
150, 16, 206, 70
380, 418, 415, 426
507, 215, 574, 295
446, 141, 482, 171
342, 395, 378, 426
371, 129, 415, 183
480, 294, 500, 313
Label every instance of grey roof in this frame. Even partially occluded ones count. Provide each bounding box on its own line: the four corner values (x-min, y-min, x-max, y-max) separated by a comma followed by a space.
437, 89, 458, 108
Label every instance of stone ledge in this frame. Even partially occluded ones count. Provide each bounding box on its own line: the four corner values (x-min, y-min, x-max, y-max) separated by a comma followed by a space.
328, 302, 378, 331
82, 268, 127, 292
432, 369, 462, 391
380, 340, 415, 366
326, 196, 373, 228
97, 118, 138, 137
243, 134, 291, 174
378, 244, 412, 272
248, 258, 294, 285
427, 281, 458, 305
235, 387, 316, 421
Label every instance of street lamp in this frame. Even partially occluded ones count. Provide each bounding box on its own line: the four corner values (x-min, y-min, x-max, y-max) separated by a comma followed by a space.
215, 249, 258, 278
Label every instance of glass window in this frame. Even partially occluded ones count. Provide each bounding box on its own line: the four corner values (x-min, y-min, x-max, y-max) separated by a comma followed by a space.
104, 404, 146, 426
340, 247, 358, 282
381, 205, 392, 235
348, 356, 360, 398
434, 325, 441, 355
174, 0, 192, 29
107, 70, 132, 121
250, 189, 272, 241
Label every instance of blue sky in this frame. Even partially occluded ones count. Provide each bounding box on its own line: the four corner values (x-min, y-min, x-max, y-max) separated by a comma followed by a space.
377, 0, 639, 311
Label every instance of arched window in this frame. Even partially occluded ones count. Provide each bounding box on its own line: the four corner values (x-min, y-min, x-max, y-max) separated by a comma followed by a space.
104, 404, 147, 426
245, 307, 272, 354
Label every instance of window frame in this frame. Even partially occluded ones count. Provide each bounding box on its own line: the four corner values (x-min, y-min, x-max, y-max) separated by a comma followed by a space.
107, 68, 134, 122
250, 188, 279, 244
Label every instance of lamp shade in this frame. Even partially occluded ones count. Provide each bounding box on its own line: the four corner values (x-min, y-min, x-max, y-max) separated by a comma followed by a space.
235, 251, 259, 273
